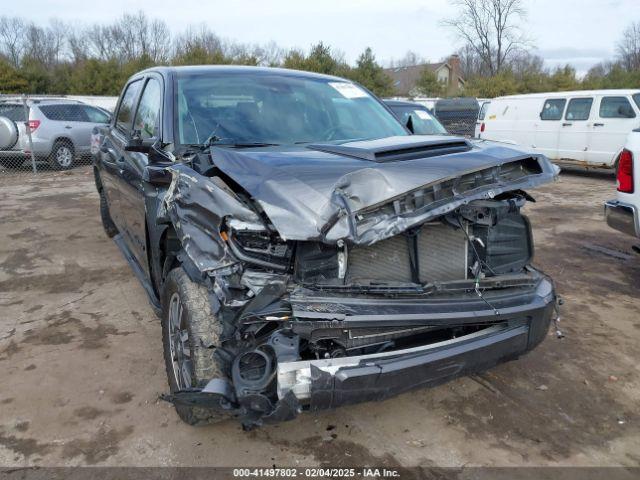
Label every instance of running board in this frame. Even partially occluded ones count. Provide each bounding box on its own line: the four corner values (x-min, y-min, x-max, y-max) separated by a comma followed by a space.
113, 234, 162, 316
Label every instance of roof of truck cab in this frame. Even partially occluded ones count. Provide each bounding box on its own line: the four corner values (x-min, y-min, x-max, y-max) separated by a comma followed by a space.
492, 89, 640, 101
137, 65, 350, 83
383, 100, 429, 109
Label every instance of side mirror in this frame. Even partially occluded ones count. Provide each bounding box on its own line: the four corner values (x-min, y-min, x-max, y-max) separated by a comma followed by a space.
124, 130, 153, 153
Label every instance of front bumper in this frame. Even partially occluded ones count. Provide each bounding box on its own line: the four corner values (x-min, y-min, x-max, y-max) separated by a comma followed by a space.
605, 200, 639, 238
164, 274, 556, 426
278, 276, 555, 409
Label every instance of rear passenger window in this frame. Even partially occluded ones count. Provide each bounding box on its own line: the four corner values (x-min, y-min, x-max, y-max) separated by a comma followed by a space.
540, 99, 566, 120
39, 104, 87, 121
600, 96, 636, 118
133, 78, 162, 140
565, 98, 593, 121
116, 80, 142, 132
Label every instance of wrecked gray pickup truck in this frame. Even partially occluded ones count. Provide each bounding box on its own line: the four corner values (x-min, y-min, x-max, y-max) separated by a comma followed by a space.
93, 66, 558, 428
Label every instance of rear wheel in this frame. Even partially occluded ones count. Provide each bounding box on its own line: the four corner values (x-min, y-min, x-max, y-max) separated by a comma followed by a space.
49, 141, 75, 170
161, 267, 228, 425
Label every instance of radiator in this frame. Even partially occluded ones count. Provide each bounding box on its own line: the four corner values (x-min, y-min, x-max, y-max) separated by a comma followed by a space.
347, 223, 468, 283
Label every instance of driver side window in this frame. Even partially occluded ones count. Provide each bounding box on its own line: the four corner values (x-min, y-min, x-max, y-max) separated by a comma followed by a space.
133, 78, 162, 140
116, 80, 141, 132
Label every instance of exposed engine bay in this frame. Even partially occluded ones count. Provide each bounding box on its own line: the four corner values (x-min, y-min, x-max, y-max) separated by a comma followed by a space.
154, 138, 558, 427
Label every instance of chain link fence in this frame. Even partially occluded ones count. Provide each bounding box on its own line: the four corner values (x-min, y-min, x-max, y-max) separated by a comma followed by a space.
0, 94, 117, 176
431, 97, 482, 137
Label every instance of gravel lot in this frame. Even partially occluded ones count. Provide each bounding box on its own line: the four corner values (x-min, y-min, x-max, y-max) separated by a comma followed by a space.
0, 166, 639, 467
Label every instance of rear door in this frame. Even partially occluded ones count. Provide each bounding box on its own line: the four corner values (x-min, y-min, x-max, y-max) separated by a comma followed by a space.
118, 75, 163, 276
556, 96, 593, 162
534, 98, 566, 160
99, 79, 143, 233
588, 95, 640, 166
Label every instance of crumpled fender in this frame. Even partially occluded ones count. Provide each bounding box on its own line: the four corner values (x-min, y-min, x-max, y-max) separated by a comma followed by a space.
160, 163, 262, 273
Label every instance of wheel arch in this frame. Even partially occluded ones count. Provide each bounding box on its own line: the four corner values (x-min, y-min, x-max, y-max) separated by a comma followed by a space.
52, 136, 75, 149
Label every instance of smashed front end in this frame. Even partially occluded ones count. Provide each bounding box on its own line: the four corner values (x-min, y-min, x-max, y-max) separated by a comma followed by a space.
158, 138, 558, 427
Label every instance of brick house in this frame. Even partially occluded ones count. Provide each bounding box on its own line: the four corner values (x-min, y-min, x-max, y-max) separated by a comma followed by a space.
384, 55, 465, 96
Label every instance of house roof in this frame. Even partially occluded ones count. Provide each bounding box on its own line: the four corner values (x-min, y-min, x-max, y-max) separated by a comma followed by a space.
384, 63, 465, 95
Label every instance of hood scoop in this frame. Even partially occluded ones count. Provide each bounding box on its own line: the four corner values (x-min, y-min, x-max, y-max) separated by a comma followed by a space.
307, 135, 472, 163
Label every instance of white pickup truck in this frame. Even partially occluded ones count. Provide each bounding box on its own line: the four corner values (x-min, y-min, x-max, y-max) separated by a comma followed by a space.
605, 129, 640, 246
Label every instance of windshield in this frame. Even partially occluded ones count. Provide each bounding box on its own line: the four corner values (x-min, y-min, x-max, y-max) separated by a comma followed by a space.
175, 72, 407, 146
388, 105, 447, 135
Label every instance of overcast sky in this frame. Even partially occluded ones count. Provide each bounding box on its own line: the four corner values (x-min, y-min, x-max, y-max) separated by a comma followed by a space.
4, 0, 635, 75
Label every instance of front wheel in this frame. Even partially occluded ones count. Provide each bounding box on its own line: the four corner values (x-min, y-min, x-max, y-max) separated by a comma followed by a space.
49, 141, 75, 170
161, 267, 228, 425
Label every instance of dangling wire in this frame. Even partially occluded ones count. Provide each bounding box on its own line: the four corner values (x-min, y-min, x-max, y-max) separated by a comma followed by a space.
457, 217, 500, 316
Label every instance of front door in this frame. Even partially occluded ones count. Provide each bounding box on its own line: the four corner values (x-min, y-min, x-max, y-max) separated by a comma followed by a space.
119, 76, 163, 277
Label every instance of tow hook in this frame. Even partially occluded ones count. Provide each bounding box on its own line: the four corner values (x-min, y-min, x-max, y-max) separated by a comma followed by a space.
553, 296, 565, 339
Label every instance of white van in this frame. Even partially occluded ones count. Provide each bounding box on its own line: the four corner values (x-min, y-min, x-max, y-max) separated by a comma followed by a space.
477, 90, 640, 169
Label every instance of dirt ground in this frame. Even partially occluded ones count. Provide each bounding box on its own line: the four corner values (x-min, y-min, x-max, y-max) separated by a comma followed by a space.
0, 166, 639, 468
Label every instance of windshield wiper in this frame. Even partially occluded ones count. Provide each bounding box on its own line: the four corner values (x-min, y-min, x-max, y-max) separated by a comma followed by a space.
226, 142, 280, 148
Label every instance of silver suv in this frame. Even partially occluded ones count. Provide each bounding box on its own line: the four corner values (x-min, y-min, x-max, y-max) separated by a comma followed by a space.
0, 99, 111, 170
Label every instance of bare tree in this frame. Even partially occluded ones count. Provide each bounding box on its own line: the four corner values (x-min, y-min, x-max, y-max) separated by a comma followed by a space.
0, 16, 27, 67
174, 25, 222, 55
443, 0, 528, 75
617, 21, 640, 72
455, 43, 484, 77
22, 20, 68, 67
389, 50, 426, 68
253, 41, 285, 66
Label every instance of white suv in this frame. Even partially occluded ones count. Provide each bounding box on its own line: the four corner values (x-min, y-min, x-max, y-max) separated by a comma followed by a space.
0, 99, 110, 170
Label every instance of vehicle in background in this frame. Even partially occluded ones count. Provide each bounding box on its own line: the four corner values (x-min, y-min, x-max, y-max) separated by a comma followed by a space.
0, 102, 28, 168
475, 100, 491, 137
0, 99, 111, 170
94, 65, 557, 428
433, 97, 480, 137
384, 99, 448, 135
605, 130, 640, 249
478, 90, 640, 170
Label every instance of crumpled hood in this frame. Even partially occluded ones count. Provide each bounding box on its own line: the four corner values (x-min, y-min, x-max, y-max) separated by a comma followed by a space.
208, 135, 557, 244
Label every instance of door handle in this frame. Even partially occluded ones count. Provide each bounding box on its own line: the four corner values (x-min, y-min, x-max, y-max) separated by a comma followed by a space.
65, 125, 72, 129
594, 123, 604, 127
562, 122, 572, 126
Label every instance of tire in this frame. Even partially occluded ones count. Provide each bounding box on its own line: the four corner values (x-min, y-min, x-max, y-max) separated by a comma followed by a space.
49, 140, 75, 170
99, 190, 119, 238
161, 267, 228, 425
